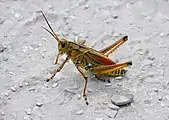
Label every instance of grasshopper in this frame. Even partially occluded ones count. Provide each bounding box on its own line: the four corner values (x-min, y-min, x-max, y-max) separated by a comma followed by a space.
41, 11, 132, 105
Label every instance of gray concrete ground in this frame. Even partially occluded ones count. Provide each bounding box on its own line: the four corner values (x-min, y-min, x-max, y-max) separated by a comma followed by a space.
1, 0, 169, 120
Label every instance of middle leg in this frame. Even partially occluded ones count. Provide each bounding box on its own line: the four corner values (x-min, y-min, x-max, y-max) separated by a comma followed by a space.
75, 65, 89, 105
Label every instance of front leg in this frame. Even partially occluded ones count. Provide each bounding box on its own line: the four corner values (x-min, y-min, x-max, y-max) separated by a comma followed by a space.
54, 52, 60, 64
47, 56, 69, 81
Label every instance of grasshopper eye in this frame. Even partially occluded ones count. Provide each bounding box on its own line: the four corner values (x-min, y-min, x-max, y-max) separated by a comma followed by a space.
61, 42, 66, 48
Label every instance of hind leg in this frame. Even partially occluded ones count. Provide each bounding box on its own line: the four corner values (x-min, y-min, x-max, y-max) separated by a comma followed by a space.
99, 36, 128, 57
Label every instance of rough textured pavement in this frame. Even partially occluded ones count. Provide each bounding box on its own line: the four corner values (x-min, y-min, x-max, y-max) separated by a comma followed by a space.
1, 0, 169, 120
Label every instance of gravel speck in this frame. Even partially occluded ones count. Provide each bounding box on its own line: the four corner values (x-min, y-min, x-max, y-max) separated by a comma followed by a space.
4, 92, 9, 97
25, 108, 32, 115
102, 101, 108, 105
84, 5, 89, 9
105, 83, 111, 87
115, 76, 123, 80
23, 115, 31, 120
1, 111, 5, 116
105, 110, 117, 118
14, 13, 20, 18
153, 88, 159, 92
25, 82, 29, 86
77, 94, 81, 99
0, 44, 6, 52
52, 82, 59, 88
10, 86, 17, 92
0, 17, 5, 24
158, 96, 162, 101
108, 103, 120, 110
36, 101, 43, 107
159, 33, 165, 37
76, 109, 84, 115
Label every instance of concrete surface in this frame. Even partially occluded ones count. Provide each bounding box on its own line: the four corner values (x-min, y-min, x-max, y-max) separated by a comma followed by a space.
0, 0, 169, 120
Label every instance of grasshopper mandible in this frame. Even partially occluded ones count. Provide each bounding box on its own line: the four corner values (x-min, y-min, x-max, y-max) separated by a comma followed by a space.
41, 11, 132, 105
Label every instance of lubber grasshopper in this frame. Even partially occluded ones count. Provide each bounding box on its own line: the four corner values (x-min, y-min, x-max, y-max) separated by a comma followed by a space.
41, 11, 132, 105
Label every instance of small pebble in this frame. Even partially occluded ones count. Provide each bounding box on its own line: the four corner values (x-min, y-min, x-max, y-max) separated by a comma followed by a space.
108, 103, 120, 110
76, 109, 84, 115
40, 53, 44, 58
1, 111, 5, 116
0, 44, 6, 52
14, 13, 20, 18
0, 17, 5, 24
87, 88, 92, 92
111, 93, 134, 106
19, 82, 24, 88
105, 110, 117, 118
44, 83, 49, 88
113, 33, 119, 37
28, 87, 35, 92
36, 101, 43, 107
10, 86, 17, 92
158, 96, 162, 101
117, 83, 122, 86
8, 72, 14, 75
105, 83, 111, 87
102, 101, 108, 105
25, 108, 32, 115
159, 33, 165, 37
25, 82, 29, 86
69, 15, 76, 20
77, 94, 81, 99
84, 5, 89, 9
115, 76, 123, 80
153, 88, 158, 92
113, 15, 118, 19
23, 115, 31, 120
4, 92, 9, 97
36, 8, 42, 13
48, 4, 53, 9
52, 82, 59, 88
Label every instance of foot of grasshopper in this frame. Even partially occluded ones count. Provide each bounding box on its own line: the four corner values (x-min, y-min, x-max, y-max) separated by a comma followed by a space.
47, 56, 69, 82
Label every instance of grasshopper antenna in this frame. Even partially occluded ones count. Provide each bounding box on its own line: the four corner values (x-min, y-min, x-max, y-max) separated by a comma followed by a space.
40, 11, 60, 42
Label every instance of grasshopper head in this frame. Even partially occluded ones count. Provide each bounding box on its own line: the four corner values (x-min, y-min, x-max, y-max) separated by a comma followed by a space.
58, 39, 68, 54
41, 11, 69, 55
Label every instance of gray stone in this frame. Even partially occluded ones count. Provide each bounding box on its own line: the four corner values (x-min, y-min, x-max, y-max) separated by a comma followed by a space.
108, 103, 120, 110
0, 17, 5, 24
76, 109, 84, 115
1, 111, 5, 116
111, 93, 134, 106
105, 110, 117, 118
10, 86, 17, 92
25, 108, 32, 115
114, 76, 123, 80
36, 101, 43, 107
52, 82, 59, 88
105, 83, 111, 87
0, 44, 6, 52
